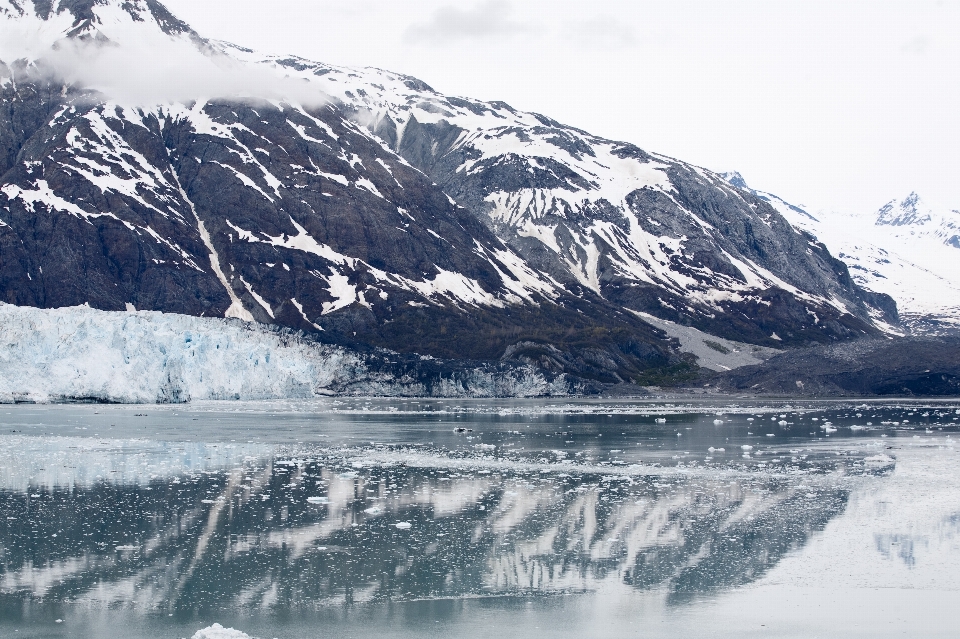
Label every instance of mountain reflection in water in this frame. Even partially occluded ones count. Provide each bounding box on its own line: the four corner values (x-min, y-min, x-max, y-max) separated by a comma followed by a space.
0, 446, 851, 614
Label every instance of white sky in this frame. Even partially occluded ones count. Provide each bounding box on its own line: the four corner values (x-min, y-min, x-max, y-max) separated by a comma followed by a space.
161, 0, 960, 214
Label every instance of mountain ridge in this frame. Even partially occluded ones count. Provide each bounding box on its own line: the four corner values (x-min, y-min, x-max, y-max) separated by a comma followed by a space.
0, 0, 901, 390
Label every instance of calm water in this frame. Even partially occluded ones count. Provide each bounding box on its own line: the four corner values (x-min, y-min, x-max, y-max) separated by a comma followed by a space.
0, 398, 958, 638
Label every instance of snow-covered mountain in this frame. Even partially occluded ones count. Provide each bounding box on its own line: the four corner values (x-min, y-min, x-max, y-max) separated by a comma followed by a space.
0, 0, 900, 392
280, 58, 898, 345
722, 174, 960, 334
876, 192, 960, 249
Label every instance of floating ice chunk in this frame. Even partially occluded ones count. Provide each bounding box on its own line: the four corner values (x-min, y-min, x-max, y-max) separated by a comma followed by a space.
115, 545, 139, 551
394, 522, 412, 530
778, 420, 788, 426
192, 624, 252, 639
363, 506, 383, 515
741, 445, 753, 450
747, 418, 754, 421
707, 447, 725, 452
655, 418, 666, 423
713, 419, 724, 425
306, 496, 329, 504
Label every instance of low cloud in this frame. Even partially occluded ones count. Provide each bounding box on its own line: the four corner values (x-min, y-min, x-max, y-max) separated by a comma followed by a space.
404, 1, 530, 45
0, 18, 330, 107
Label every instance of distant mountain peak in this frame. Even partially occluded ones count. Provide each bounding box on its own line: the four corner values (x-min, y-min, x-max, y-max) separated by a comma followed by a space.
718, 171, 819, 224
873, 192, 960, 252
718, 171, 748, 190
877, 192, 934, 227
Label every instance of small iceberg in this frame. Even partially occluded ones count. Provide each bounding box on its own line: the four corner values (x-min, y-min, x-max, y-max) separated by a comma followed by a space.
192, 624, 252, 639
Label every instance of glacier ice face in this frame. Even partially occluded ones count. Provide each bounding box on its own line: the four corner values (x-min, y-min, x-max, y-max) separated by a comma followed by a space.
0, 304, 573, 403
0, 303, 362, 403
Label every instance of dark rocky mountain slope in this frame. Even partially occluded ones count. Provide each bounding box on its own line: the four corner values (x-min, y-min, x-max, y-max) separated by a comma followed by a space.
710, 337, 960, 396
276, 59, 898, 347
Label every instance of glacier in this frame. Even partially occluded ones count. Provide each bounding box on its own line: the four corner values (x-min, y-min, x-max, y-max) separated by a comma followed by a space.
0, 304, 573, 403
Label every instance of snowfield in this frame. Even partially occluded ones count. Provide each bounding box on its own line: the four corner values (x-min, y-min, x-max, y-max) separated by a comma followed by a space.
0, 304, 570, 403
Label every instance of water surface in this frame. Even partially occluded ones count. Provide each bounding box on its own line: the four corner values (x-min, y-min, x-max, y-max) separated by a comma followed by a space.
0, 398, 957, 638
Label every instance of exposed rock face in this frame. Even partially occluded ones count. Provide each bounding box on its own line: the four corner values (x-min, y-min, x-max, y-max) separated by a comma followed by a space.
0, 0, 901, 390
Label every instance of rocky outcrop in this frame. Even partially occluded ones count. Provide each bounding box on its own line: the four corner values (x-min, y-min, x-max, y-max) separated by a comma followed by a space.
710, 337, 960, 396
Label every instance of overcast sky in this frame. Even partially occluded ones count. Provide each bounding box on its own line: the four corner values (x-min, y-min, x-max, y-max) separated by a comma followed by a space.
162, 0, 959, 214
